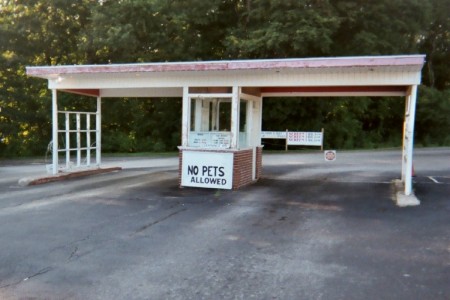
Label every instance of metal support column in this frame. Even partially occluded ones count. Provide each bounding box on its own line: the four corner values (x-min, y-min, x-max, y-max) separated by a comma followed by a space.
76, 113, 81, 167
52, 89, 59, 175
96, 97, 102, 166
230, 86, 240, 149
403, 85, 418, 196
244, 99, 254, 179
257, 98, 263, 146
246, 98, 253, 147
182, 86, 190, 147
86, 113, 91, 166
65, 112, 70, 169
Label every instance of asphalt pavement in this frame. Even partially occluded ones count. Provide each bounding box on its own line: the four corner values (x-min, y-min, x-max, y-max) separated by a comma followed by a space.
0, 148, 449, 300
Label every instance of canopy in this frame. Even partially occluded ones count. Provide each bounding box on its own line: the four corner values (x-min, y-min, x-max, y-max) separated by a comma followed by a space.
27, 55, 425, 98
26, 55, 426, 204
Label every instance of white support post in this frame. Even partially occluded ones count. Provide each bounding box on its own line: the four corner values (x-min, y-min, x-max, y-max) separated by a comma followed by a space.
246, 99, 253, 147
86, 114, 91, 166
257, 98, 263, 146
231, 86, 240, 149
96, 97, 102, 166
245, 98, 256, 179
404, 85, 418, 196
65, 112, 70, 169
182, 86, 190, 147
253, 96, 263, 180
401, 119, 407, 182
52, 89, 59, 175
251, 100, 258, 147
76, 113, 81, 167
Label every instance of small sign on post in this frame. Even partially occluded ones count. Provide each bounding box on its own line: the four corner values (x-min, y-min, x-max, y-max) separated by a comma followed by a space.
324, 150, 336, 162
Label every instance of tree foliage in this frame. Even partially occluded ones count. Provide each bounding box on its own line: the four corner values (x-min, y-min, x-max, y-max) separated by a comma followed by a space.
225, 0, 340, 58
1, 0, 449, 156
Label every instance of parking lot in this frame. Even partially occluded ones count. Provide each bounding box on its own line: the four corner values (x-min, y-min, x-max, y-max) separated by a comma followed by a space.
0, 148, 449, 299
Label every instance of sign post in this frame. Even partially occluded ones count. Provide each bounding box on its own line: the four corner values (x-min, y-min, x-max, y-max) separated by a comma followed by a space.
321, 128, 324, 151
285, 129, 288, 151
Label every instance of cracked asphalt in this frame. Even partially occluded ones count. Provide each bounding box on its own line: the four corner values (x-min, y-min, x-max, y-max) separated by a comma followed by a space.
0, 148, 449, 300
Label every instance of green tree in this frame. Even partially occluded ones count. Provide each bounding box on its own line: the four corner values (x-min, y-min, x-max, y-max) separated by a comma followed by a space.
0, 0, 96, 156
331, 0, 430, 55
420, 0, 450, 90
416, 86, 450, 146
224, 0, 340, 58
1, 0, 449, 157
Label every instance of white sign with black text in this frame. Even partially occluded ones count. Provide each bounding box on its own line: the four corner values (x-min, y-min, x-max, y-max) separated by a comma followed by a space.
181, 151, 233, 189
261, 131, 287, 139
287, 131, 323, 146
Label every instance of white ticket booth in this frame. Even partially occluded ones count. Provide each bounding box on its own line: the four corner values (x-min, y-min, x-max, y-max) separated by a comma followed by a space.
179, 87, 263, 189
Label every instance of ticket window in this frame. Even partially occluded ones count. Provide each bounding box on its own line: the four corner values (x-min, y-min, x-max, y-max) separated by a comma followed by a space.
188, 96, 251, 149
189, 98, 231, 148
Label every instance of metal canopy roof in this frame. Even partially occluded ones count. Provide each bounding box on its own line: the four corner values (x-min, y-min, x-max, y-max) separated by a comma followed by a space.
26, 55, 426, 98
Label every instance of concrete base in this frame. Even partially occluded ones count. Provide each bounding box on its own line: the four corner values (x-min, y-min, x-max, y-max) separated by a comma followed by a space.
392, 179, 420, 207
18, 167, 122, 186
396, 192, 421, 207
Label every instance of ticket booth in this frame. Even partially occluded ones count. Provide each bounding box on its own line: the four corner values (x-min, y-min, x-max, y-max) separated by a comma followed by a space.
179, 87, 263, 189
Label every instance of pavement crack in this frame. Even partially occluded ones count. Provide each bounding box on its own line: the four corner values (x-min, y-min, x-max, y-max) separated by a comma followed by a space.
23, 266, 53, 281
0, 280, 22, 289
133, 208, 187, 235
68, 246, 79, 261
49, 234, 91, 256
0, 266, 54, 289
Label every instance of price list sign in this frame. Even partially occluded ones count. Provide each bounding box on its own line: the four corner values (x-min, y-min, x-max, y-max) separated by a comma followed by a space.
287, 131, 323, 146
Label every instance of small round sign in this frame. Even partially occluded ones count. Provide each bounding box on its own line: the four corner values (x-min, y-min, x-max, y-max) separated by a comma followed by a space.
324, 150, 336, 161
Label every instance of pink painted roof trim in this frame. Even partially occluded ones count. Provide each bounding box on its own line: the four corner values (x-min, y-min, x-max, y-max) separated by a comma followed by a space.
26, 55, 426, 76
